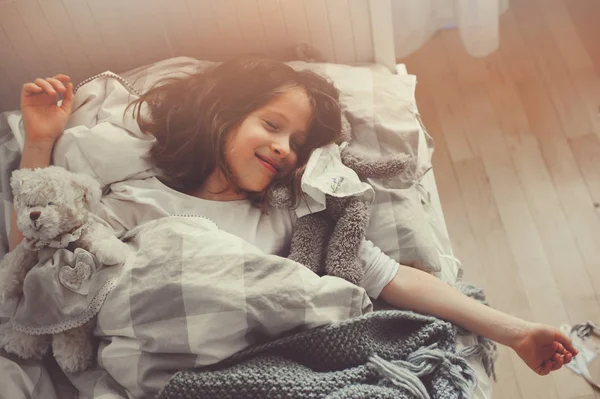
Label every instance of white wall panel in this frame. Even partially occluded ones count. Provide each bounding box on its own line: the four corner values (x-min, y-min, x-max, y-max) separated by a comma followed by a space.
0, 0, 396, 112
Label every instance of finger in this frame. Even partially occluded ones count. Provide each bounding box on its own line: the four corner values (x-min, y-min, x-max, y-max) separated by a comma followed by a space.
34, 78, 57, 96
52, 74, 70, 83
551, 355, 564, 371
543, 360, 553, 375
60, 82, 74, 113
564, 353, 573, 364
22, 83, 43, 95
538, 360, 552, 376
555, 330, 578, 355
554, 342, 565, 354
552, 353, 562, 363
45, 77, 66, 93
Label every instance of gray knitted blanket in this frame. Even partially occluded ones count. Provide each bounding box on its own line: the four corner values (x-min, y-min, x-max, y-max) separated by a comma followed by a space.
159, 308, 492, 399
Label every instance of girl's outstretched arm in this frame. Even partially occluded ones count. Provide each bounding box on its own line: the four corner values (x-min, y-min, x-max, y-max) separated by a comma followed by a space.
380, 266, 578, 375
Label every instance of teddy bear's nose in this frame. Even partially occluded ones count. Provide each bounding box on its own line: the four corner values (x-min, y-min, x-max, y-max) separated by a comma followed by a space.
29, 211, 41, 221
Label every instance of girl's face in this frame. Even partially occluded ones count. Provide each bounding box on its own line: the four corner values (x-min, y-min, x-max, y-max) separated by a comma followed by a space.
200, 88, 313, 200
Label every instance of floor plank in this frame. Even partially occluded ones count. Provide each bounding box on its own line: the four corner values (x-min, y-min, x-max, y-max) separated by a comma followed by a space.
453, 157, 559, 399
405, 46, 524, 399
569, 134, 600, 208
496, 9, 600, 300
444, 30, 595, 399
511, 0, 594, 139
399, 0, 600, 397
535, 0, 600, 137
451, 13, 600, 327
563, 0, 600, 77
402, 43, 478, 164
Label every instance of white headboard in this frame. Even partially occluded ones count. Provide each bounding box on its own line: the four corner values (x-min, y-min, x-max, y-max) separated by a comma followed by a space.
0, 0, 396, 113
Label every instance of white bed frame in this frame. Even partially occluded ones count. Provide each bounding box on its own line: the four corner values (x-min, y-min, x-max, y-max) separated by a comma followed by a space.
0, 0, 397, 113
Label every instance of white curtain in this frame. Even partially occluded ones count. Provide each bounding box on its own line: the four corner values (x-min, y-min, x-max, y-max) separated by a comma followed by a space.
391, 0, 510, 58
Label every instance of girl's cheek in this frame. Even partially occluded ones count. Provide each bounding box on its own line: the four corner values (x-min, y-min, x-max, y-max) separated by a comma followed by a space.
286, 154, 299, 171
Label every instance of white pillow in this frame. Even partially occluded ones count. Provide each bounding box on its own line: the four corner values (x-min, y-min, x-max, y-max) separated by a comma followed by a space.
289, 62, 451, 278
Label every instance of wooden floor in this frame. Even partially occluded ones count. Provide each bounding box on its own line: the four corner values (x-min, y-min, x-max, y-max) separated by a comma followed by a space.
399, 1, 600, 398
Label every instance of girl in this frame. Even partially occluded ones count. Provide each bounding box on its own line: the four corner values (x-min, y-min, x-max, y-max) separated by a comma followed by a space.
11, 57, 576, 382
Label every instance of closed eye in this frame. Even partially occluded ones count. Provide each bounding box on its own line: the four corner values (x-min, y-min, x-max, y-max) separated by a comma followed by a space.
264, 120, 279, 131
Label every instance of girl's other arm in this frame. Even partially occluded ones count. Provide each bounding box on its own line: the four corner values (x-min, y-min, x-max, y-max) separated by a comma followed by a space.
380, 266, 578, 376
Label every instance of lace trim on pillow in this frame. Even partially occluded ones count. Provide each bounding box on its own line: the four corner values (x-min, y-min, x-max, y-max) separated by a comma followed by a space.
11, 277, 118, 335
24, 222, 91, 250
73, 71, 142, 96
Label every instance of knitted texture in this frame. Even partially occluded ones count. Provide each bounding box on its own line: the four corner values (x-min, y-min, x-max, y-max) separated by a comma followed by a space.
453, 282, 498, 381
158, 310, 478, 399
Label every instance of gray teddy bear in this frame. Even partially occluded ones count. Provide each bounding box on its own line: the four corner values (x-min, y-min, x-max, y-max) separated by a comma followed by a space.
0, 166, 128, 373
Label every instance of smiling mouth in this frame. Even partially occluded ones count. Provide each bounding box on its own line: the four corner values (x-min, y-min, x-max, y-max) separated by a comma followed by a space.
256, 155, 280, 173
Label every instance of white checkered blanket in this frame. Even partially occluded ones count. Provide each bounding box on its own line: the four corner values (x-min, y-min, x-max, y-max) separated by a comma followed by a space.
96, 215, 372, 397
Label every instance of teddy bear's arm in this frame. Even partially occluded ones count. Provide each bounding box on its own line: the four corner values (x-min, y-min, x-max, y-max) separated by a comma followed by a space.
288, 213, 331, 275
79, 223, 129, 266
0, 241, 38, 303
324, 198, 370, 285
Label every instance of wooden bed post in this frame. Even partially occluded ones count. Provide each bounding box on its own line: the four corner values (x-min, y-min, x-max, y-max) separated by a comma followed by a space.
368, 0, 397, 73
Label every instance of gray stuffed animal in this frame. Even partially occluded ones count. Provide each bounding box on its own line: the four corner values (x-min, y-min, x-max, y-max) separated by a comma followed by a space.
271, 114, 411, 285
0, 166, 129, 373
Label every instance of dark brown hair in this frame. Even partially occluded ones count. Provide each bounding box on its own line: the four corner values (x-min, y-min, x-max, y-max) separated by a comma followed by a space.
127, 55, 341, 210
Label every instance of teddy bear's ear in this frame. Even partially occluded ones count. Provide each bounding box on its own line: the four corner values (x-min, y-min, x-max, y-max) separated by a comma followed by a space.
10, 168, 31, 198
336, 110, 352, 145
71, 173, 102, 209
269, 186, 292, 208
341, 148, 411, 181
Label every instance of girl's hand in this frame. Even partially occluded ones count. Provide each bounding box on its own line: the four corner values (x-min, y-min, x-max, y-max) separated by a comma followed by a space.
21, 74, 74, 146
512, 322, 578, 375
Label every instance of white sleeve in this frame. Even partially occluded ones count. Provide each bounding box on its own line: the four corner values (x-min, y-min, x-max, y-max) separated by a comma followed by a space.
359, 239, 400, 299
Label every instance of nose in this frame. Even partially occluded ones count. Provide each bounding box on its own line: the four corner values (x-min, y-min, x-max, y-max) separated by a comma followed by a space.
270, 137, 290, 158
30, 211, 41, 221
